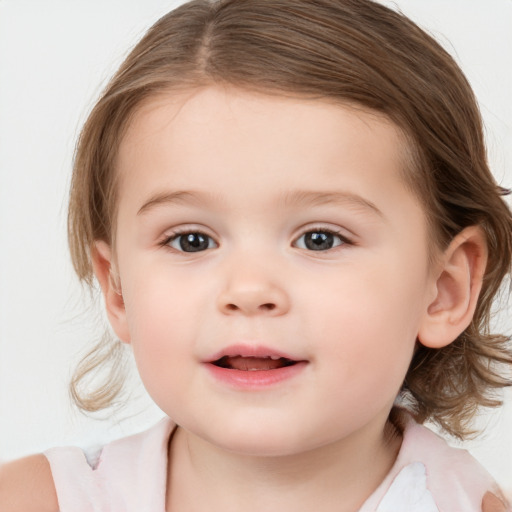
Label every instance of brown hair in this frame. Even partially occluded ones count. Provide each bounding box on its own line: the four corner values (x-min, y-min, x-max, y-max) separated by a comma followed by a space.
68, 0, 512, 438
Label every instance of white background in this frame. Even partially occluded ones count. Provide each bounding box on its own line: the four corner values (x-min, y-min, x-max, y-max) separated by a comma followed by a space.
1, 0, 511, 494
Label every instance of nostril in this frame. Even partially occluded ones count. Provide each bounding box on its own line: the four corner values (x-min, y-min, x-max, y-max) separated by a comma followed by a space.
225, 303, 276, 312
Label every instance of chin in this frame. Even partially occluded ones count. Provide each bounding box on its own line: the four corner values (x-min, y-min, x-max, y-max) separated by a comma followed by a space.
226, 433, 347, 459
198, 421, 324, 458
219, 437, 304, 458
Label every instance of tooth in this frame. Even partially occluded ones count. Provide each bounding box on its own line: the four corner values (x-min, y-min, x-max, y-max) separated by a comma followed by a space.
270, 356, 280, 360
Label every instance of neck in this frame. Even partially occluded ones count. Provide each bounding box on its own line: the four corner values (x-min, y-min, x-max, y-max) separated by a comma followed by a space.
166, 416, 401, 512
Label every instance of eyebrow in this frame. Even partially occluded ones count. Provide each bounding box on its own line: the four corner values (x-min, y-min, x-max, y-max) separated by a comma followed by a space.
281, 190, 384, 218
137, 189, 383, 218
137, 190, 219, 215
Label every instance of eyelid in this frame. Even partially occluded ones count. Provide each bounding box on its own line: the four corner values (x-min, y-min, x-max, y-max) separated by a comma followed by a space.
292, 225, 355, 250
159, 226, 219, 252
157, 223, 355, 253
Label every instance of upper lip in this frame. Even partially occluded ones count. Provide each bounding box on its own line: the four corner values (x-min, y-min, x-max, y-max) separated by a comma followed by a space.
205, 344, 304, 363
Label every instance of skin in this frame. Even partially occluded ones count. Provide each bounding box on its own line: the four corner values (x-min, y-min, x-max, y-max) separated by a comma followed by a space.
0, 86, 502, 512
91, 86, 489, 512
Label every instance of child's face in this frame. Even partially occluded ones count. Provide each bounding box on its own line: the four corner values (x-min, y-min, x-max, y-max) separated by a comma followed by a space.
107, 86, 437, 456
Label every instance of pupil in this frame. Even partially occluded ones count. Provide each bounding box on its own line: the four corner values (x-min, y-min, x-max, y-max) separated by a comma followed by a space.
180, 233, 209, 252
305, 232, 333, 251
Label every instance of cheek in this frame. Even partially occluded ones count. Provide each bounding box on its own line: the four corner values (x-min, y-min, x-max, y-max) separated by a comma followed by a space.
303, 257, 428, 387
122, 260, 203, 333
120, 269, 202, 383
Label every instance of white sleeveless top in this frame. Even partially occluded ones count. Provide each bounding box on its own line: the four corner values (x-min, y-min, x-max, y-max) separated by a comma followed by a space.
44, 415, 502, 512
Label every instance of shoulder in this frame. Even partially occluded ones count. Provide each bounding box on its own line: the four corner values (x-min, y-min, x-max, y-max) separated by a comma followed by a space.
397, 414, 501, 510
362, 412, 503, 512
0, 454, 59, 512
44, 418, 175, 512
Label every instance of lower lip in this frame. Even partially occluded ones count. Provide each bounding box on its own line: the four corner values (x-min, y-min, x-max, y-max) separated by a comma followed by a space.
204, 361, 308, 389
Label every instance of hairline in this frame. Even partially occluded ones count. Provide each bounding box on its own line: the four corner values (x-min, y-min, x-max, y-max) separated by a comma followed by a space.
105, 82, 443, 267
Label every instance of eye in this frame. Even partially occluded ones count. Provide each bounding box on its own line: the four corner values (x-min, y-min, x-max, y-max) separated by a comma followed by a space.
165, 231, 217, 252
294, 229, 348, 251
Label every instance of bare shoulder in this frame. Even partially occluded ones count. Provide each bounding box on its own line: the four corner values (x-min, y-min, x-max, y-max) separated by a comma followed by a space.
0, 454, 58, 512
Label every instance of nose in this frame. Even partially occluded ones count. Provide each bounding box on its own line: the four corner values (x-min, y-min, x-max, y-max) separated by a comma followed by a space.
216, 262, 291, 317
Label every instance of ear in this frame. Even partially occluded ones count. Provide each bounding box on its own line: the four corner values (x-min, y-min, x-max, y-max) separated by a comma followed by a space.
418, 226, 487, 349
91, 241, 131, 343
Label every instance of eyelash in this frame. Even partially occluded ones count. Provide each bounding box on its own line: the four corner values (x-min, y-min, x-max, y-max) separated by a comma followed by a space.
294, 227, 352, 251
160, 228, 218, 253
160, 227, 353, 253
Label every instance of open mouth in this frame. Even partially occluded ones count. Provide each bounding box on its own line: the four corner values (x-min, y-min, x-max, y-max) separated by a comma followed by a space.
212, 355, 298, 371
206, 348, 307, 387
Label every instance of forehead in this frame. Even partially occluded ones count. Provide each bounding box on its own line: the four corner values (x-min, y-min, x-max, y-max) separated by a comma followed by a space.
116, 86, 413, 201
113, 86, 430, 264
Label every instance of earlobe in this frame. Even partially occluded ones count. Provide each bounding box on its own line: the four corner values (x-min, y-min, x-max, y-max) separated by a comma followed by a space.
418, 226, 487, 349
91, 241, 131, 343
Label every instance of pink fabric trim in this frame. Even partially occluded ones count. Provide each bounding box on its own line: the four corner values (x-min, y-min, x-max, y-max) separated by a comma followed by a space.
44, 418, 174, 512
44, 413, 501, 511
360, 414, 499, 511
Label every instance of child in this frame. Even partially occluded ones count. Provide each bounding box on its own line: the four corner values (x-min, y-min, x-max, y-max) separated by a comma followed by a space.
1, 0, 511, 510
